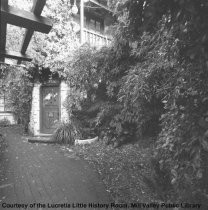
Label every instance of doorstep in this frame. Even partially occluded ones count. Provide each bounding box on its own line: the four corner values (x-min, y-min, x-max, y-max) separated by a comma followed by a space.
27, 134, 55, 144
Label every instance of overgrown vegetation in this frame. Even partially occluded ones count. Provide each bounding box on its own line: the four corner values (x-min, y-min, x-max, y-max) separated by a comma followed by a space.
0, 65, 33, 132
73, 140, 158, 206
0, 132, 6, 163
60, 0, 208, 206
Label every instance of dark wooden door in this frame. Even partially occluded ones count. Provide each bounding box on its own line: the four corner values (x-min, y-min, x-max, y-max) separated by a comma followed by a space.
41, 86, 60, 134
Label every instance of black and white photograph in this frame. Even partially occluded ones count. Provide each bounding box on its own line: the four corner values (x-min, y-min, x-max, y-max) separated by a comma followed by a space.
0, 0, 208, 209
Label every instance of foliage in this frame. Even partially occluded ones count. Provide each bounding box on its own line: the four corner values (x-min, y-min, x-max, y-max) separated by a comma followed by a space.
112, 0, 208, 205
0, 118, 11, 127
62, 0, 208, 205
63, 44, 136, 143
64, 24, 173, 145
0, 133, 4, 141
0, 131, 6, 161
156, 62, 208, 203
0, 64, 33, 132
39, 0, 79, 67
73, 139, 158, 205
118, 22, 177, 138
27, 65, 62, 83
52, 121, 81, 145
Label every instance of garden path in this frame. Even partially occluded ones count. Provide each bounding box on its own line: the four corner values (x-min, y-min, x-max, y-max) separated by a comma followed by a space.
0, 127, 111, 210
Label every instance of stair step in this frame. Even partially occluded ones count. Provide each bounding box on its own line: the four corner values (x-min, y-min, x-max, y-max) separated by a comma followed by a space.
27, 136, 55, 144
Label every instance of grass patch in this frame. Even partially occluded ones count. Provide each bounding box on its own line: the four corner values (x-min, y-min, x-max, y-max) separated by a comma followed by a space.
73, 139, 161, 205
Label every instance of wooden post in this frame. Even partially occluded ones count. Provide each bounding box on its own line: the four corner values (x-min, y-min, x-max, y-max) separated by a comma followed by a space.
0, 0, 8, 62
80, 0, 84, 44
0, 0, 51, 63
17, 0, 47, 64
1, 6, 52, 33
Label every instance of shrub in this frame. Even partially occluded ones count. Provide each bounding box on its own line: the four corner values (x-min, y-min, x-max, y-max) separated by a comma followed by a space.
143, 157, 173, 201
0, 133, 5, 154
56, 0, 208, 204
156, 62, 208, 204
0, 118, 11, 127
0, 64, 33, 133
51, 121, 81, 145
64, 23, 174, 146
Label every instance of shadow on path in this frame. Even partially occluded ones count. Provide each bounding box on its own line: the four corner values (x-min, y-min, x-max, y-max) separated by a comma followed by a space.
0, 126, 112, 210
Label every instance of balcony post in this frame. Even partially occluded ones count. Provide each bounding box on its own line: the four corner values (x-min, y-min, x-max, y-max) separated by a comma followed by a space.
80, 0, 84, 44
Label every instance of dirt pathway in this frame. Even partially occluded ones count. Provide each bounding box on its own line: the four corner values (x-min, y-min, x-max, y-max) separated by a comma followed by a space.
0, 127, 111, 210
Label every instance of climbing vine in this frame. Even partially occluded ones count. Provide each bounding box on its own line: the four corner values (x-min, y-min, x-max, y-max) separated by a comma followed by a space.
0, 64, 33, 132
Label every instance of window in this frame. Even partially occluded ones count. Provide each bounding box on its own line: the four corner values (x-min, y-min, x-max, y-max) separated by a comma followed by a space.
0, 93, 11, 112
89, 19, 96, 31
85, 15, 104, 33
95, 21, 101, 31
0, 95, 4, 112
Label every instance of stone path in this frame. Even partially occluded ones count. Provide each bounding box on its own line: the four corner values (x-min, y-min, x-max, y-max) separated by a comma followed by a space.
0, 127, 112, 210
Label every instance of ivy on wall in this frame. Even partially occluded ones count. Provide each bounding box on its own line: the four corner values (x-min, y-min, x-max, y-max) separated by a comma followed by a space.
0, 64, 33, 132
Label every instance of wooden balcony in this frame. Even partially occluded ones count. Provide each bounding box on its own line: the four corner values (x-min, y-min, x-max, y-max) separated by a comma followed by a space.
83, 28, 111, 48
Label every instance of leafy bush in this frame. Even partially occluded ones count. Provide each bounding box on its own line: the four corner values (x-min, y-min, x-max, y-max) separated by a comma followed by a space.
156, 63, 208, 204
47, 0, 208, 204
63, 24, 176, 148
63, 44, 144, 145
0, 64, 33, 132
52, 121, 81, 145
111, 0, 208, 205
0, 132, 6, 155
0, 118, 10, 127
143, 157, 173, 201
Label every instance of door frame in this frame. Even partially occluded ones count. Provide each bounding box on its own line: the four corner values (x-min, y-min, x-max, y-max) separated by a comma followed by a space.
40, 83, 61, 134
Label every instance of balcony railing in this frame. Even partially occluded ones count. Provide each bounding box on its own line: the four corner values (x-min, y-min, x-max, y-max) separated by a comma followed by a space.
83, 28, 111, 47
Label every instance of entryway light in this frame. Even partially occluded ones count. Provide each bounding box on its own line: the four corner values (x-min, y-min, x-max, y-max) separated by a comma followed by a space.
71, 0, 78, 15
